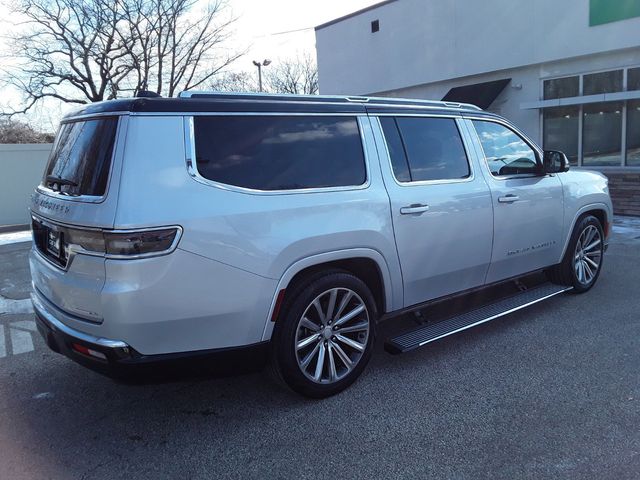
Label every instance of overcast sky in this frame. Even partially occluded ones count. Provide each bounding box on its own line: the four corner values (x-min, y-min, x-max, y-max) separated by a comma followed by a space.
231, 0, 378, 65
0, 0, 379, 130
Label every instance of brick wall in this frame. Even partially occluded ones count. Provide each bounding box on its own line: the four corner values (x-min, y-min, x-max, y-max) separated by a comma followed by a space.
605, 172, 640, 216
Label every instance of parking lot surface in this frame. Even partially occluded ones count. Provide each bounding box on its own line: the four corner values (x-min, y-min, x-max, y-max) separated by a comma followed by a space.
1, 219, 639, 479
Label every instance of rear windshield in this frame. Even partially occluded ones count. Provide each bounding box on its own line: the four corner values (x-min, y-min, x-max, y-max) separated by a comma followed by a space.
193, 116, 366, 191
43, 117, 119, 196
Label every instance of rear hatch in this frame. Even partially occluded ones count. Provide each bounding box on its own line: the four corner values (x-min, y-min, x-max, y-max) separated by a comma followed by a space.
30, 115, 126, 322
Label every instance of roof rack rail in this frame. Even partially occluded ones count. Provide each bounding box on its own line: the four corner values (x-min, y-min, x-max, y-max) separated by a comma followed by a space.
177, 90, 482, 111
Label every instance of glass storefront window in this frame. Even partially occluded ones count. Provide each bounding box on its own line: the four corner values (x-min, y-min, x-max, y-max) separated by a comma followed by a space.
543, 76, 579, 100
628, 67, 640, 91
627, 100, 640, 166
583, 70, 623, 95
582, 102, 623, 166
543, 107, 580, 165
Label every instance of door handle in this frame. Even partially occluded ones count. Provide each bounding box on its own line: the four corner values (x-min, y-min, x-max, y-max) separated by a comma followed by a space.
498, 194, 520, 203
400, 204, 430, 215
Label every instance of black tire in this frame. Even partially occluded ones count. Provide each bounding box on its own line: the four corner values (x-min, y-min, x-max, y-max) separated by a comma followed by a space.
270, 269, 377, 398
546, 214, 604, 293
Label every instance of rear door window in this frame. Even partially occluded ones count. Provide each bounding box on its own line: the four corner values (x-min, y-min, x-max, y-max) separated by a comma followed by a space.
43, 117, 119, 196
193, 116, 366, 191
381, 116, 470, 182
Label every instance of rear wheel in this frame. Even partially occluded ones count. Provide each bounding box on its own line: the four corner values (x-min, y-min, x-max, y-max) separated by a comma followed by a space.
271, 270, 376, 398
546, 215, 604, 293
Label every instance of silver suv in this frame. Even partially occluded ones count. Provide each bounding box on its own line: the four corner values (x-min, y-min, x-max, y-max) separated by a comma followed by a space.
30, 92, 612, 397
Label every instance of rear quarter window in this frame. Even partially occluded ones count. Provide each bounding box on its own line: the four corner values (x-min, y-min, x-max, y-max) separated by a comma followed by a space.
193, 116, 366, 191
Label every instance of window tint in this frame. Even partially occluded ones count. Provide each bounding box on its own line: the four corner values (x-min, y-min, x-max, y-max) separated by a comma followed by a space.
628, 67, 640, 91
193, 116, 366, 190
543, 76, 579, 100
583, 70, 623, 95
627, 100, 640, 166
379, 117, 410, 182
543, 106, 579, 165
473, 121, 539, 176
583, 102, 623, 166
382, 117, 469, 182
43, 117, 118, 196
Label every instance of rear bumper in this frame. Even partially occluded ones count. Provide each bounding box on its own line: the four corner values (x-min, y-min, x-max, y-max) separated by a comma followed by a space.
32, 289, 269, 379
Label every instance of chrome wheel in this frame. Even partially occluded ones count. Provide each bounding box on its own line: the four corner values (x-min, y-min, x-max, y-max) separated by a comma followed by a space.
295, 287, 370, 384
574, 224, 602, 285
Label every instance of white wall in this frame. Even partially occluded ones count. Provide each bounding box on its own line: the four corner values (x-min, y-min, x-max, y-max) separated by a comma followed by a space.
378, 48, 640, 144
316, 0, 640, 95
0, 144, 52, 226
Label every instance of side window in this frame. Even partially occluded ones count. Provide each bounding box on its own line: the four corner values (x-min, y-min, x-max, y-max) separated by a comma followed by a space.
380, 116, 470, 182
193, 116, 366, 190
379, 117, 411, 182
472, 120, 539, 177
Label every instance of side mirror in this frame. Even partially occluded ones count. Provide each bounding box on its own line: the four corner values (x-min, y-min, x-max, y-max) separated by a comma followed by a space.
543, 150, 570, 174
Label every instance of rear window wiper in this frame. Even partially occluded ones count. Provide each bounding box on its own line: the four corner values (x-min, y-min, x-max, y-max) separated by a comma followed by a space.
46, 175, 78, 188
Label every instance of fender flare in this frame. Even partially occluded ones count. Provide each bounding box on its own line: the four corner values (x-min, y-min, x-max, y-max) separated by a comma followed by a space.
260, 248, 396, 341
559, 202, 611, 260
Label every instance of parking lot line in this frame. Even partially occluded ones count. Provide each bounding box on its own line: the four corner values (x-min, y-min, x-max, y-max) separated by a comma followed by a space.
0, 326, 5, 358
9, 326, 34, 355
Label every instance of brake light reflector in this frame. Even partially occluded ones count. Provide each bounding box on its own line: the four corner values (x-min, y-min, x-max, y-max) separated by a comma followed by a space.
271, 289, 287, 322
71, 343, 107, 360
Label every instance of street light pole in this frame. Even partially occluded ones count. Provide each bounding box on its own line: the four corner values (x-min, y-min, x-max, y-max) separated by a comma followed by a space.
252, 59, 271, 92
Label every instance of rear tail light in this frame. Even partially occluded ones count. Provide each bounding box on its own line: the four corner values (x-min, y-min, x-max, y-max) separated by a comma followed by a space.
33, 217, 181, 261
68, 227, 180, 257
105, 229, 179, 257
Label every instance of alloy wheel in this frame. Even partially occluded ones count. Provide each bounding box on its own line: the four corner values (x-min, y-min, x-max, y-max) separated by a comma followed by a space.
573, 224, 602, 285
295, 287, 370, 384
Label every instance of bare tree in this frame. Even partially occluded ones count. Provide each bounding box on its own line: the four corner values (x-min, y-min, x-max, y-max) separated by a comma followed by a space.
0, 118, 54, 143
207, 71, 257, 93
265, 54, 318, 95
2, 0, 242, 115
3, 0, 131, 114
119, 0, 243, 97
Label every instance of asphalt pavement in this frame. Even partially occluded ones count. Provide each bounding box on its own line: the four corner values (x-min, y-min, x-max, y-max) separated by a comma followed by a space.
1, 219, 639, 479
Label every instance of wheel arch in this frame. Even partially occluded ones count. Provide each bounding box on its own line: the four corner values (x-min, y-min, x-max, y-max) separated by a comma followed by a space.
559, 203, 610, 261
261, 249, 397, 342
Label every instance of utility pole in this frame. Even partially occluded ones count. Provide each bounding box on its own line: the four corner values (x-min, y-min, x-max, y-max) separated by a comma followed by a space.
252, 59, 271, 92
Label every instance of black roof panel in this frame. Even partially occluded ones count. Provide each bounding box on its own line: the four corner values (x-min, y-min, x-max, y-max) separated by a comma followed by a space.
62, 92, 483, 119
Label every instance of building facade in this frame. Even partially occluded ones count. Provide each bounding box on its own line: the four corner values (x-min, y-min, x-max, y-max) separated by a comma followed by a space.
315, 0, 640, 215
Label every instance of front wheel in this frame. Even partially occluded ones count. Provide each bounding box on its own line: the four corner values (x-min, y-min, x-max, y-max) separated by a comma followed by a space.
270, 271, 376, 398
546, 215, 604, 293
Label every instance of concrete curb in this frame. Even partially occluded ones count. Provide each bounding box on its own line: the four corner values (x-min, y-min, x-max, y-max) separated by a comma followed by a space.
0, 224, 29, 234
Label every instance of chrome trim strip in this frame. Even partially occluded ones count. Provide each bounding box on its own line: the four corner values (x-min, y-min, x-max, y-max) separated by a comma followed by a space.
182, 114, 372, 196
64, 105, 485, 121
374, 112, 461, 118
416, 286, 573, 348
373, 116, 476, 187
32, 290, 129, 349
170, 111, 364, 117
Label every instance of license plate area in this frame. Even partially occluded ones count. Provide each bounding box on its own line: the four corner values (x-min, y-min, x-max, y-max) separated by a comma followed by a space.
32, 218, 67, 268
47, 229, 61, 257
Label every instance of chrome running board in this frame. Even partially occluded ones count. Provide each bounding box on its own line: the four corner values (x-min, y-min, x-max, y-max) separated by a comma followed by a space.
384, 283, 572, 355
